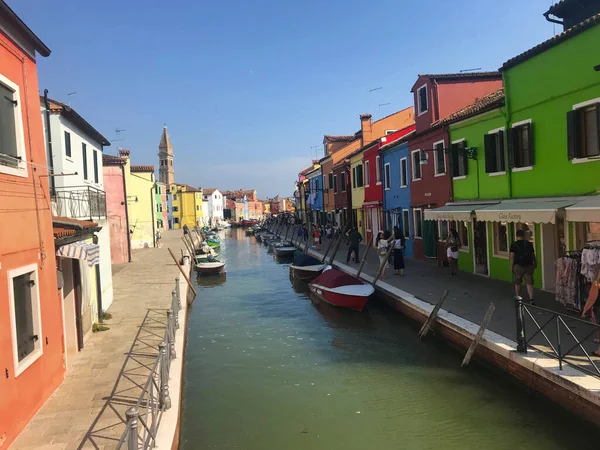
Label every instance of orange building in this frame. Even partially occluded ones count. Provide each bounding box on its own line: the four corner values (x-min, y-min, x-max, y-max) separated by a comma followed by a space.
0, 3, 64, 447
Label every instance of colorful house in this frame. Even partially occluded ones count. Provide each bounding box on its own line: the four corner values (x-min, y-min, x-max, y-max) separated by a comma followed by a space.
349, 147, 366, 237
426, 11, 600, 291
155, 182, 168, 231
103, 154, 131, 263
321, 135, 357, 224
203, 188, 224, 224
170, 183, 203, 229
0, 4, 63, 446
408, 72, 504, 261
306, 164, 323, 224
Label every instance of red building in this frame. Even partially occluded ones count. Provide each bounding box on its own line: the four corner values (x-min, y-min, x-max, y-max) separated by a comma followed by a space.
363, 125, 416, 244
408, 72, 503, 260
102, 155, 131, 264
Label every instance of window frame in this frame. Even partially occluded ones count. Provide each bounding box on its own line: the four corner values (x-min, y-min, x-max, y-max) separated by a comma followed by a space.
457, 220, 470, 252
411, 150, 422, 181
451, 138, 468, 179
333, 174, 338, 193
364, 160, 370, 187
570, 98, 600, 163
352, 167, 356, 189
375, 156, 381, 184
400, 157, 408, 187
417, 85, 428, 116
493, 221, 510, 258
413, 208, 423, 239
402, 209, 410, 239
485, 127, 506, 176
433, 139, 446, 176
7, 263, 43, 377
323, 175, 327, 191
93, 150, 99, 183
82, 143, 88, 180
0, 74, 28, 178
438, 220, 450, 241
341, 172, 347, 192
384, 162, 391, 190
510, 119, 534, 171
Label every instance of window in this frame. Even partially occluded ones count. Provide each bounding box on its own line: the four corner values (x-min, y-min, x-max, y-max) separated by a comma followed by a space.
385, 130, 397, 136
484, 129, 505, 174
364, 161, 370, 186
366, 211, 372, 231
173, 194, 177, 200
82, 143, 88, 180
375, 156, 381, 183
196, 205, 199, 211
509, 122, 533, 169
64, 131, 72, 158
174, 218, 179, 224
417, 85, 428, 115
450, 140, 468, 178
402, 210, 410, 239
333, 174, 338, 193
173, 206, 179, 212
400, 158, 408, 187
93, 151, 99, 183
8, 264, 42, 376
493, 222, 509, 257
357, 164, 364, 187
434, 140, 446, 175
384, 163, 391, 190
0, 78, 26, 175
341, 172, 347, 192
514, 222, 534, 243
438, 220, 449, 240
411, 150, 422, 180
568, 102, 600, 160
328, 172, 334, 191
458, 221, 469, 250
323, 175, 327, 190
413, 209, 423, 238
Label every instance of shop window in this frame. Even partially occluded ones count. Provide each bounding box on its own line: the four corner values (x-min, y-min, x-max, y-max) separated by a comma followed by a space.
413, 208, 423, 238
484, 130, 505, 174
434, 140, 446, 175
400, 158, 407, 187
493, 222, 509, 257
458, 220, 469, 250
402, 210, 410, 239
514, 222, 534, 243
568, 102, 600, 159
376, 156, 381, 183
575, 221, 600, 245
451, 140, 468, 178
8, 264, 42, 376
384, 163, 391, 190
438, 220, 449, 241
411, 150, 422, 180
509, 122, 534, 168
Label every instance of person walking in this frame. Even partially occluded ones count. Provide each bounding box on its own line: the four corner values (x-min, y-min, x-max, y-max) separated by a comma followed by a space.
326, 224, 333, 241
389, 228, 405, 275
183, 223, 189, 236
446, 229, 460, 277
313, 225, 321, 249
346, 227, 363, 264
302, 223, 308, 242
510, 229, 537, 305
377, 231, 391, 279
155, 230, 162, 248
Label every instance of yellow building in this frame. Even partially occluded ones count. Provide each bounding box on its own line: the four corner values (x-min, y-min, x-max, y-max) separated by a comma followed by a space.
170, 184, 203, 229
349, 150, 365, 237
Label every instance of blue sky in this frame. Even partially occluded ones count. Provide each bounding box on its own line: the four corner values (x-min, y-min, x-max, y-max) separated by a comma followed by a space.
13, 0, 558, 198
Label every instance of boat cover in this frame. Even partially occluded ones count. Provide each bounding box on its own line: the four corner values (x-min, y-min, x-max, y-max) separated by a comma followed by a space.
293, 253, 322, 267
312, 267, 363, 288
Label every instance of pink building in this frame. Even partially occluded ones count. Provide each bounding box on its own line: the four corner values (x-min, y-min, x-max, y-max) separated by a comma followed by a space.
102, 155, 131, 264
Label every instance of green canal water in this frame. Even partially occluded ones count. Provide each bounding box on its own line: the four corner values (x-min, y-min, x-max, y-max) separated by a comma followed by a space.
181, 229, 596, 449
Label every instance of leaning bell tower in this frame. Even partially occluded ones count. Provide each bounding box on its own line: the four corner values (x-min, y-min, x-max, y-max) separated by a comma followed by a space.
158, 125, 174, 186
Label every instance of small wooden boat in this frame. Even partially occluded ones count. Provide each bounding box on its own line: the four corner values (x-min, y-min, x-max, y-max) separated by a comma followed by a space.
290, 253, 326, 281
195, 252, 219, 262
274, 245, 296, 257
309, 267, 374, 311
195, 261, 226, 275
267, 240, 281, 253
242, 219, 260, 227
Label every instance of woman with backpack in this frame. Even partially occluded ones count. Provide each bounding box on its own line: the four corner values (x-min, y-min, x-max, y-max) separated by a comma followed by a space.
446, 229, 460, 277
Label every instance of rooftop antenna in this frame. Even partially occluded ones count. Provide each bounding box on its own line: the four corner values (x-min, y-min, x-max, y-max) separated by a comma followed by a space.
67, 91, 77, 108
459, 68, 482, 73
379, 102, 391, 117
113, 127, 127, 144
369, 86, 383, 116
310, 145, 320, 160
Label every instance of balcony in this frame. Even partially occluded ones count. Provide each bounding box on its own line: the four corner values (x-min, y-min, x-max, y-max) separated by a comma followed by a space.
52, 186, 107, 220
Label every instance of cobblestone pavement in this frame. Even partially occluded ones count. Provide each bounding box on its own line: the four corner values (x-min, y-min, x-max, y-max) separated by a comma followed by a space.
10, 230, 189, 450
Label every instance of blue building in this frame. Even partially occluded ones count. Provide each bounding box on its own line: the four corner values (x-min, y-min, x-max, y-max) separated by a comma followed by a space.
381, 139, 414, 258
306, 166, 324, 224
166, 192, 174, 229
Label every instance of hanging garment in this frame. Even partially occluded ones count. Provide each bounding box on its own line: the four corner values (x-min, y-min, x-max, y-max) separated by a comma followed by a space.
581, 249, 600, 282
555, 257, 577, 307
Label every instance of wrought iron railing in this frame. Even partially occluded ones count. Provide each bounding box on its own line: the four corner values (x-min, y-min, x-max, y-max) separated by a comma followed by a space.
52, 185, 107, 219
116, 282, 181, 449
517, 300, 600, 379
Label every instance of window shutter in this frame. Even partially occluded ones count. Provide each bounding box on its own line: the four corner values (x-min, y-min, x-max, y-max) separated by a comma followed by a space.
507, 128, 515, 169
498, 130, 505, 171
484, 134, 495, 173
527, 123, 534, 166
460, 141, 468, 176
596, 103, 600, 156
450, 143, 459, 177
0, 85, 18, 164
566, 110, 578, 160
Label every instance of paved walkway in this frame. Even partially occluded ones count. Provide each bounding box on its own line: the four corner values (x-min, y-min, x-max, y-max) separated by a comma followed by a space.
10, 230, 189, 450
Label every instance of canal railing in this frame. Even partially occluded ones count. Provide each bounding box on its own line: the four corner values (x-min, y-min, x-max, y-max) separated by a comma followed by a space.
516, 300, 600, 379
116, 281, 182, 449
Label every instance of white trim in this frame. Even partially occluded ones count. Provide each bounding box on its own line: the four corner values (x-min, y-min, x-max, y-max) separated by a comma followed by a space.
571, 157, 600, 164
413, 208, 423, 239
7, 263, 43, 377
453, 175, 467, 180
452, 138, 466, 144
511, 166, 533, 172
488, 126, 506, 135
492, 222, 510, 259
416, 84, 428, 116
375, 155, 381, 184
400, 157, 408, 188
511, 118, 532, 128
0, 73, 28, 178
402, 209, 411, 240
384, 162, 391, 190
573, 97, 600, 110
411, 150, 422, 181
488, 171, 506, 177
433, 139, 446, 176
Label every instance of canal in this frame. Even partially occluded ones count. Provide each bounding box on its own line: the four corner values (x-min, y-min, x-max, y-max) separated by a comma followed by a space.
181, 229, 596, 449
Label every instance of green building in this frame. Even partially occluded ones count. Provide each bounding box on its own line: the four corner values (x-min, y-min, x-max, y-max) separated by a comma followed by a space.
425, 12, 600, 292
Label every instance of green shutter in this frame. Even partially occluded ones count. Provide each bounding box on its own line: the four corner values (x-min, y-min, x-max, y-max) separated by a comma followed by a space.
566, 110, 578, 160
507, 128, 515, 169
497, 130, 505, 172
595, 103, 600, 156
527, 123, 534, 166
0, 84, 18, 166
484, 134, 495, 173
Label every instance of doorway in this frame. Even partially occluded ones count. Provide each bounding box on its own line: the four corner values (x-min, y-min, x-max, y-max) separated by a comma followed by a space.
541, 223, 557, 292
473, 220, 488, 275
72, 260, 84, 351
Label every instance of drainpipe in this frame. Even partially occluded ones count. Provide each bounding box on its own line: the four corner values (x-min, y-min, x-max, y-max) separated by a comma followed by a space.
43, 89, 55, 195
120, 164, 132, 262
502, 71, 514, 199
150, 182, 156, 248
92, 234, 103, 323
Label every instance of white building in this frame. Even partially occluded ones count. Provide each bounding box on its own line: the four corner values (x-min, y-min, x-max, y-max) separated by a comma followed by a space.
202, 188, 224, 224
41, 95, 115, 325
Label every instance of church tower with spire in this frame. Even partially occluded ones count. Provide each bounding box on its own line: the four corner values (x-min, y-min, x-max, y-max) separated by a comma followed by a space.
158, 125, 174, 186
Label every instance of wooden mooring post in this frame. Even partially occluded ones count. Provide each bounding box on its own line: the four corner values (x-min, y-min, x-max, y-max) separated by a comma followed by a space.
326, 230, 344, 264
418, 290, 449, 339
167, 248, 197, 297
303, 223, 313, 255
356, 233, 374, 278
371, 243, 394, 286
461, 303, 496, 368
321, 232, 336, 263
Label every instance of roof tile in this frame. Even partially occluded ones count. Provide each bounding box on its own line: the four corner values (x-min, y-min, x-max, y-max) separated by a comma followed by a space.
434, 89, 505, 126
130, 165, 155, 173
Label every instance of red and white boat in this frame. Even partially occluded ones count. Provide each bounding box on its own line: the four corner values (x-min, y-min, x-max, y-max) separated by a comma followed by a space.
309, 267, 374, 311
195, 261, 225, 275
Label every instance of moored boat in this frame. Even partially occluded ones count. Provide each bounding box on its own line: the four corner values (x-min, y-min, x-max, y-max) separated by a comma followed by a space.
290, 253, 326, 281
195, 261, 226, 275
309, 267, 374, 311
274, 245, 296, 257
195, 252, 219, 262
206, 237, 221, 248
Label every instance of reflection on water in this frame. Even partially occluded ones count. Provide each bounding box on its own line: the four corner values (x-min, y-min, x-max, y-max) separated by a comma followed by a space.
181, 229, 597, 450
195, 273, 226, 288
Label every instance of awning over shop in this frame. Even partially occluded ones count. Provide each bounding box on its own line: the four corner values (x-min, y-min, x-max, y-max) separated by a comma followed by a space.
56, 242, 100, 267
565, 196, 600, 222
475, 199, 581, 224
424, 202, 499, 222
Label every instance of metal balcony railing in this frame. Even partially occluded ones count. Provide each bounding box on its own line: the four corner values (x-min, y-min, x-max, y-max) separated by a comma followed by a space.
52, 185, 107, 219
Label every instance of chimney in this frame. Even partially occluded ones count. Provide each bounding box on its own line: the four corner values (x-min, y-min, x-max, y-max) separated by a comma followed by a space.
118, 149, 131, 157
360, 114, 373, 145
